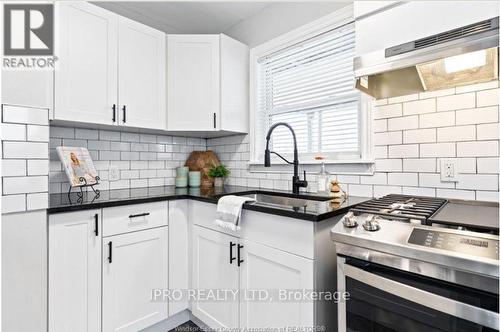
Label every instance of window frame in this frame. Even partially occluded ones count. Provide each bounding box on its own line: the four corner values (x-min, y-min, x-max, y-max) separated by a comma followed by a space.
249, 5, 374, 171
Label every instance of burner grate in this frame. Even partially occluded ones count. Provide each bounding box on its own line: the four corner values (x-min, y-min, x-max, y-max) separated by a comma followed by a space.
351, 194, 447, 222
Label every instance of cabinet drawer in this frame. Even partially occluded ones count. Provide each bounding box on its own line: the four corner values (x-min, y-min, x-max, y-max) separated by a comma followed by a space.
102, 202, 168, 236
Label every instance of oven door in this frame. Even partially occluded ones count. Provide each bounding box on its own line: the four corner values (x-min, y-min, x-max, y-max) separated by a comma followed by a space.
337, 256, 499, 332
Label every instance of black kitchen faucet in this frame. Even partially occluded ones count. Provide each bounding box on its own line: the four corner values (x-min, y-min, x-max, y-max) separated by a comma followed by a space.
264, 122, 308, 194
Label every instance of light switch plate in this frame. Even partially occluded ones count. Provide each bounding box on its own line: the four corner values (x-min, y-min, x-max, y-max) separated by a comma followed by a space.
440, 158, 458, 182
109, 166, 120, 181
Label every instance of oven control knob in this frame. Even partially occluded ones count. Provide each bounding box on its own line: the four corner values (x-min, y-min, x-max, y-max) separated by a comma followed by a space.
363, 214, 380, 232
342, 211, 357, 228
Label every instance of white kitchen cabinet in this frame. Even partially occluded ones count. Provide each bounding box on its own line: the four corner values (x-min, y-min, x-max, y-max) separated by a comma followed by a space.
192, 225, 239, 329
167, 34, 248, 133
55, 1, 118, 125
239, 239, 314, 329
102, 226, 168, 332
118, 16, 166, 130
55, 2, 167, 130
49, 209, 102, 332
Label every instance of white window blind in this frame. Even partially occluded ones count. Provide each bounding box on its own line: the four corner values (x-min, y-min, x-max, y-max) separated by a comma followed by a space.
256, 22, 360, 160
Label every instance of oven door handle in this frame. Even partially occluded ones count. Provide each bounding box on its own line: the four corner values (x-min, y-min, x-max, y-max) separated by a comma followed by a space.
343, 263, 499, 330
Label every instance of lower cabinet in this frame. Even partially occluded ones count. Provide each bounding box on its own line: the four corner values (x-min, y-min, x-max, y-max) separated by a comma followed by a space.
49, 209, 102, 332
102, 226, 168, 332
192, 225, 239, 329
192, 225, 314, 330
239, 239, 314, 329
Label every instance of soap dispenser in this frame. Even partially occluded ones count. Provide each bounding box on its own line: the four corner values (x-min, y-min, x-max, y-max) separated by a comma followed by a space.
317, 162, 329, 193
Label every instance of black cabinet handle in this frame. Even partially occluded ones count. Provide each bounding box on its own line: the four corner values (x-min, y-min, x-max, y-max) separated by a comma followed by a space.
230, 242, 236, 264
237, 244, 244, 266
122, 105, 126, 123
128, 212, 150, 219
112, 104, 116, 122
94, 213, 99, 236
213, 113, 216, 129
108, 241, 112, 263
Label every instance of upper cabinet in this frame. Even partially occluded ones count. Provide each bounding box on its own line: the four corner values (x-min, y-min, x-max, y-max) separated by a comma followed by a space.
167, 34, 249, 133
55, 2, 118, 125
55, 2, 166, 130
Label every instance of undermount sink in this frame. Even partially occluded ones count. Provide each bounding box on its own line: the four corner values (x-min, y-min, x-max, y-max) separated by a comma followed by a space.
238, 192, 331, 209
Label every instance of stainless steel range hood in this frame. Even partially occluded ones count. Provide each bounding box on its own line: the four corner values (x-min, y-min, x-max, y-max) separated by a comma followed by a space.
355, 17, 499, 99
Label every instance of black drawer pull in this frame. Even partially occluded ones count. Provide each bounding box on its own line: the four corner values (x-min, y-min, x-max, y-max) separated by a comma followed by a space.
128, 212, 150, 219
112, 104, 116, 122
94, 213, 99, 236
122, 105, 126, 123
230, 242, 236, 264
237, 244, 244, 266
108, 241, 112, 263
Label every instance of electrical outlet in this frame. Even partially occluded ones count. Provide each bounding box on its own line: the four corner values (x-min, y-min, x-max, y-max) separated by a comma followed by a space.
109, 166, 120, 181
440, 158, 458, 182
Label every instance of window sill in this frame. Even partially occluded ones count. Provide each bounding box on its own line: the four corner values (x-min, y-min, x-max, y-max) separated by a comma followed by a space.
247, 159, 375, 175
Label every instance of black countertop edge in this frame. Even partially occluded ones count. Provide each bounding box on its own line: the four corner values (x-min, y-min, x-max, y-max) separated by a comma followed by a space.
48, 185, 371, 222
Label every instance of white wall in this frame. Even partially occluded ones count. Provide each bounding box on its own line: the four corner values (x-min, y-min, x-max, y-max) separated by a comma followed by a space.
224, 2, 349, 47
207, 81, 500, 202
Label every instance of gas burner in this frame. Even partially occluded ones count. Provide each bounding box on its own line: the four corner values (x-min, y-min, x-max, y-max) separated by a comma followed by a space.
351, 194, 447, 224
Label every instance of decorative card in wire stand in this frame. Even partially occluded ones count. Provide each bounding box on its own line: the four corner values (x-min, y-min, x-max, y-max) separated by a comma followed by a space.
56, 146, 98, 187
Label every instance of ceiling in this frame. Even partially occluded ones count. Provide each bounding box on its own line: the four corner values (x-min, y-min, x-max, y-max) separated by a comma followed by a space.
94, 2, 272, 34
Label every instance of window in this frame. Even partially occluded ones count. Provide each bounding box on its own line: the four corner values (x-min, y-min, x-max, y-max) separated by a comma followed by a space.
253, 20, 368, 163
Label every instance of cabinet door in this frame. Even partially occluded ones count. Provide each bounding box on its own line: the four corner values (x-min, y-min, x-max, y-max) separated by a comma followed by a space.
167, 35, 220, 131
49, 209, 101, 332
192, 226, 239, 329
239, 239, 314, 329
118, 17, 166, 130
103, 227, 168, 332
55, 2, 118, 125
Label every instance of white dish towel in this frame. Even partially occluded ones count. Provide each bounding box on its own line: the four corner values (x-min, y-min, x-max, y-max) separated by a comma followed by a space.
214, 195, 255, 231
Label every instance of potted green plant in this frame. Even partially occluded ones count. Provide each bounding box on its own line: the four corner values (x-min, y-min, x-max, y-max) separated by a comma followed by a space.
207, 164, 230, 187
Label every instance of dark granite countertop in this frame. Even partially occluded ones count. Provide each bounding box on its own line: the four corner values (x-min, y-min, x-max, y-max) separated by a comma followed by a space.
48, 185, 370, 221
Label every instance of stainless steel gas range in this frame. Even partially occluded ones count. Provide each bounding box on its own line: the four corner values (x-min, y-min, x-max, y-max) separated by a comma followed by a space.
331, 194, 499, 332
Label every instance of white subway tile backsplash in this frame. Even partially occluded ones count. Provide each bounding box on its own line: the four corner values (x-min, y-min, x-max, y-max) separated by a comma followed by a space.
375, 159, 402, 172
3, 141, 48, 159
2, 194, 26, 213
388, 115, 418, 131
26, 192, 48, 210
456, 174, 498, 191
456, 106, 498, 125
2, 123, 26, 140
3, 176, 48, 195
403, 98, 436, 115
374, 131, 402, 145
348, 184, 373, 197
50, 126, 74, 138
27, 125, 49, 142
403, 128, 436, 143
27, 160, 49, 176
455, 81, 498, 94
388, 93, 418, 104
403, 158, 435, 173
99, 130, 121, 141
419, 111, 455, 128
373, 119, 387, 133
419, 88, 455, 99
420, 143, 455, 158
388, 172, 418, 186
457, 141, 498, 157
419, 173, 454, 188
373, 146, 388, 159
476, 191, 499, 202
477, 157, 499, 174
436, 93, 475, 112
477, 123, 500, 140
75, 128, 99, 140
456, 158, 476, 174
374, 104, 402, 119
374, 185, 401, 197
2, 105, 48, 125
402, 186, 436, 197
389, 145, 418, 158
360, 172, 387, 185
477, 88, 500, 107
436, 189, 475, 200
2, 160, 26, 176
437, 125, 475, 142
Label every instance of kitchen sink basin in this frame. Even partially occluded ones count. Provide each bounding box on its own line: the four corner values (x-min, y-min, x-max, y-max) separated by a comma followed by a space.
238, 192, 331, 209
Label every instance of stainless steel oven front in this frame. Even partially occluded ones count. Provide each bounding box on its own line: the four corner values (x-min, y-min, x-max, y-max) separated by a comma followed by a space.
337, 255, 500, 332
